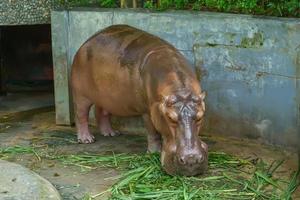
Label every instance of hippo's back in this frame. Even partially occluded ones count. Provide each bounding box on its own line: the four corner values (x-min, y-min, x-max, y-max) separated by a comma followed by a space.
71, 25, 177, 116
80, 25, 175, 68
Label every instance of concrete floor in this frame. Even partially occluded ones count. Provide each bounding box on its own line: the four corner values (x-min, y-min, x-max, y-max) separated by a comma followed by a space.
0, 93, 299, 199
0, 110, 148, 199
0, 92, 54, 116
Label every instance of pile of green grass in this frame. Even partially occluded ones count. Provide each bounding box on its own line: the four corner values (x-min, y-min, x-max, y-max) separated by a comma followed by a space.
55, 152, 299, 199
0, 146, 299, 199
0, 145, 41, 160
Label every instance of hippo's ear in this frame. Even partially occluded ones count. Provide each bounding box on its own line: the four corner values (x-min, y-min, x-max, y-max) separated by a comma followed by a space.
159, 96, 168, 114
200, 91, 206, 100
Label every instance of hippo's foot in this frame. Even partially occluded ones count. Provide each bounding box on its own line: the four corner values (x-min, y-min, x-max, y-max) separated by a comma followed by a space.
147, 135, 162, 153
78, 133, 95, 144
101, 129, 121, 137
95, 107, 121, 137
143, 114, 162, 153
147, 142, 161, 153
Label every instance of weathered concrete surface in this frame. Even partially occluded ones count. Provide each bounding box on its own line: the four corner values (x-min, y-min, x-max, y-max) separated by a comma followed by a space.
51, 9, 300, 147
0, 160, 61, 200
51, 11, 73, 125
0, 92, 54, 117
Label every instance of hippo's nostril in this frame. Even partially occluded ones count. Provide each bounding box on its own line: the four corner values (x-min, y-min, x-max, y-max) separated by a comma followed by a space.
178, 153, 205, 166
188, 155, 197, 165
196, 154, 203, 163
178, 157, 185, 165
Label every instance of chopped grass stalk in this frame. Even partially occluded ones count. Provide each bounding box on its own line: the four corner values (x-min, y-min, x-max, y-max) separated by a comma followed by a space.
281, 169, 300, 199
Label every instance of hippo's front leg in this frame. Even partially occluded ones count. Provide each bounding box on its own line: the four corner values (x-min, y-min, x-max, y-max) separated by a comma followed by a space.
143, 114, 162, 153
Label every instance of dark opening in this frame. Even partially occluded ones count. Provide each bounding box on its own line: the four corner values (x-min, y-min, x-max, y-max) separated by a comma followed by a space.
0, 24, 53, 93
0, 24, 54, 114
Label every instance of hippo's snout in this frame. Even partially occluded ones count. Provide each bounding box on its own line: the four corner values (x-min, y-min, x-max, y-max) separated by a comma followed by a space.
175, 145, 208, 176
161, 140, 208, 176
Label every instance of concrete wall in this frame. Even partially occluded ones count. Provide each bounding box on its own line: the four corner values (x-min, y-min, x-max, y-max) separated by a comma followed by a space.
51, 9, 300, 147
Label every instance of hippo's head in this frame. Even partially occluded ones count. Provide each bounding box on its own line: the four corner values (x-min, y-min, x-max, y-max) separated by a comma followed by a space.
150, 89, 208, 176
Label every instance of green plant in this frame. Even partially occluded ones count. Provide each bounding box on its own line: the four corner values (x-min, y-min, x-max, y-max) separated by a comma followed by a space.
144, 0, 154, 9
158, 0, 174, 10
98, 0, 117, 8
53, 0, 300, 17
174, 0, 189, 9
192, 0, 202, 10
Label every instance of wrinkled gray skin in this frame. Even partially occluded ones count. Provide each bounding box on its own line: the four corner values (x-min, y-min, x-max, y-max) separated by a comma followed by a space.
71, 25, 208, 176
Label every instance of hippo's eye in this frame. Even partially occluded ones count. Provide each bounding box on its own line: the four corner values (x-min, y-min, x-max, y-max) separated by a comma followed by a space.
166, 95, 178, 107
195, 111, 204, 122
166, 112, 178, 124
192, 96, 201, 104
196, 117, 203, 123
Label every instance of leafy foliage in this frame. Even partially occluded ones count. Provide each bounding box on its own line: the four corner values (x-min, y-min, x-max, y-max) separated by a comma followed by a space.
54, 0, 300, 17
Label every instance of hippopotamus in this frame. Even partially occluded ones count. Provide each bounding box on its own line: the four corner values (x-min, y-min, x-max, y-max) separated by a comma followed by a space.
71, 25, 208, 176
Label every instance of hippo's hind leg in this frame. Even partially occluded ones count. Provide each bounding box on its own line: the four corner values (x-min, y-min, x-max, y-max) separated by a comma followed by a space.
95, 106, 120, 137
73, 94, 95, 144
143, 114, 162, 153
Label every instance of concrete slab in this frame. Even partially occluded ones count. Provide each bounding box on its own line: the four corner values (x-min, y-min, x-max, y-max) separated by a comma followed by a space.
0, 92, 54, 118
0, 160, 61, 200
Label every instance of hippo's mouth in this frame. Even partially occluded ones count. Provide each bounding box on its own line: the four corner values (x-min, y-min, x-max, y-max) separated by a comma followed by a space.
161, 150, 208, 176
173, 155, 208, 176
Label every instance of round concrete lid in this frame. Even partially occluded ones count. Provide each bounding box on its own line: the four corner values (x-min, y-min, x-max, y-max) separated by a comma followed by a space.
0, 160, 61, 200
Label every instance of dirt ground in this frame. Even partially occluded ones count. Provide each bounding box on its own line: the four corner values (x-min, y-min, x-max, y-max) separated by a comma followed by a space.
0, 109, 299, 200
